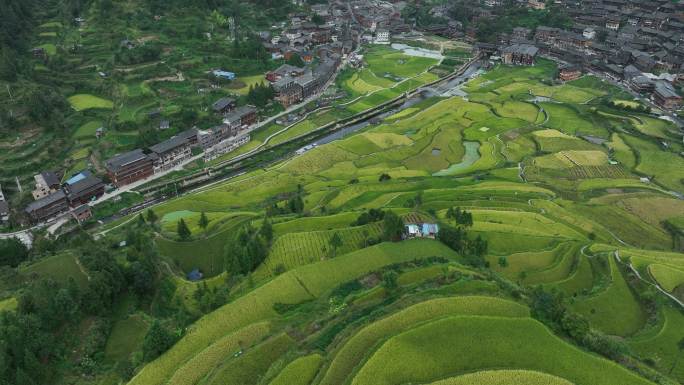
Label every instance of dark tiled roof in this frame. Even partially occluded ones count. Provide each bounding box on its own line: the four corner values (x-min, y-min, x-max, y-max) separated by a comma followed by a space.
106, 149, 149, 173
0, 201, 8, 214
66, 175, 104, 197
149, 136, 189, 154
212, 97, 236, 112
25, 190, 66, 213
41, 171, 60, 187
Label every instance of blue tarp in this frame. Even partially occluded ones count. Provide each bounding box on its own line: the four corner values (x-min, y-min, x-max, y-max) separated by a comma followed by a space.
212, 70, 236, 80
187, 269, 203, 281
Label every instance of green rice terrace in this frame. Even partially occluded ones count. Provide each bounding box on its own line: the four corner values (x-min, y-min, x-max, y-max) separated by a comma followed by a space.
3, 17, 684, 385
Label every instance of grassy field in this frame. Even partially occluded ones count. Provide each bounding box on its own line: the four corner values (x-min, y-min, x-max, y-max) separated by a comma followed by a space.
20, 253, 89, 288
103, 314, 149, 363
67, 94, 114, 111
129, 240, 457, 385
630, 307, 684, 383
571, 256, 646, 336
428, 370, 574, 385
350, 316, 655, 385
268, 354, 323, 385
320, 296, 529, 385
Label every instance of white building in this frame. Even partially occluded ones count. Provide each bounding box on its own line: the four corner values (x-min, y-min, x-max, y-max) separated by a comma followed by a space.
583, 27, 596, 40
204, 134, 250, 162
374, 29, 390, 44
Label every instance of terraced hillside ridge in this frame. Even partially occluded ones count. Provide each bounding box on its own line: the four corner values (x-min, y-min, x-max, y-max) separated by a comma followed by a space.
5, 22, 684, 385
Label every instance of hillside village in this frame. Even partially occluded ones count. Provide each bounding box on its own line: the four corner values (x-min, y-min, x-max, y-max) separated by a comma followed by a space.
2, 0, 684, 231
3, 2, 684, 385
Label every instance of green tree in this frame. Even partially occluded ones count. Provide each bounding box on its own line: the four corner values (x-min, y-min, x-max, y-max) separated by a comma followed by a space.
498, 256, 508, 268
142, 320, 177, 361
382, 211, 404, 241
177, 219, 191, 240
0, 238, 29, 267
260, 217, 273, 243
198, 212, 209, 230
329, 232, 343, 257
146, 209, 158, 224
382, 270, 398, 290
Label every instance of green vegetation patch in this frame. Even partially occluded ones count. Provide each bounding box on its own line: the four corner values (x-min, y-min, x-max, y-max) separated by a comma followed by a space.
268, 354, 323, 385
351, 316, 655, 385
68, 94, 114, 111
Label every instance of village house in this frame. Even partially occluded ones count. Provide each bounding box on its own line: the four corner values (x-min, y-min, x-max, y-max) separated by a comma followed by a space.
25, 190, 69, 223
0, 185, 9, 223
32, 171, 61, 200
501, 44, 539, 65
203, 134, 251, 162
653, 81, 683, 109
63, 171, 105, 206
71, 204, 93, 223
559, 65, 582, 81
404, 222, 440, 239
224, 106, 258, 131
374, 29, 390, 44
149, 136, 192, 173
212, 97, 237, 115
266, 64, 307, 83
105, 149, 155, 187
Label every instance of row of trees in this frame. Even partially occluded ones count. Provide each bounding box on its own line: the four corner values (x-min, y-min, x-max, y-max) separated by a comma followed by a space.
225, 218, 274, 275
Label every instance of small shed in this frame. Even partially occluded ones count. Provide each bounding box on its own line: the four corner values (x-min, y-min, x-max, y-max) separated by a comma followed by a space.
187, 269, 204, 281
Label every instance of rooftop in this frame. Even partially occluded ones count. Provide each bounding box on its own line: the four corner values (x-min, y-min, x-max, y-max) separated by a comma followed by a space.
25, 190, 66, 213
106, 149, 150, 172
149, 135, 190, 154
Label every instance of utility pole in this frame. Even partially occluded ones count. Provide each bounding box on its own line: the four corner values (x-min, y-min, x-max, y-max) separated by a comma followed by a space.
15, 176, 22, 193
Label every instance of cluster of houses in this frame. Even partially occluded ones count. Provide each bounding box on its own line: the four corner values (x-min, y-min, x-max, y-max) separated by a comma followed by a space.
24, 170, 100, 224
268, 50, 342, 108
470, 0, 684, 110
0, 185, 9, 225
24, 101, 259, 224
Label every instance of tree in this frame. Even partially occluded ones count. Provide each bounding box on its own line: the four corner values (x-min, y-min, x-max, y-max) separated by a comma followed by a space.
382, 270, 398, 290
382, 211, 404, 241
142, 320, 177, 361
286, 53, 305, 67
198, 212, 209, 230
177, 219, 191, 240
378, 173, 392, 182
0, 238, 29, 267
146, 209, 158, 224
671, 337, 684, 374
260, 217, 273, 244
498, 256, 508, 268
329, 232, 342, 257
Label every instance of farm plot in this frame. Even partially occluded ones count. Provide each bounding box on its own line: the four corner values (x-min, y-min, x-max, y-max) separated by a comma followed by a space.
319, 296, 529, 385
20, 253, 89, 288
541, 102, 608, 138
571, 256, 646, 336
532, 129, 600, 153
103, 314, 149, 363
428, 370, 574, 385
67, 94, 114, 111
268, 354, 323, 385
129, 240, 456, 385
622, 135, 684, 194
167, 322, 272, 385
257, 223, 383, 277
629, 307, 684, 383
350, 316, 655, 385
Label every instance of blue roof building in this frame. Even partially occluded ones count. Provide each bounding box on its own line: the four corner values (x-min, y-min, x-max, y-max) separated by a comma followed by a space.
187, 269, 204, 281
212, 70, 236, 80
